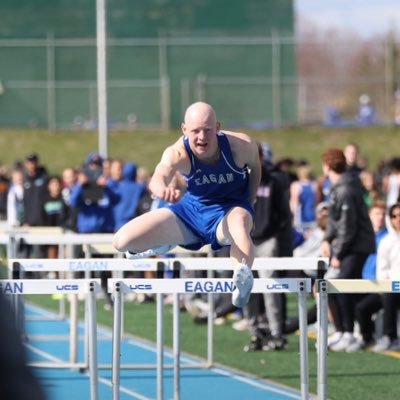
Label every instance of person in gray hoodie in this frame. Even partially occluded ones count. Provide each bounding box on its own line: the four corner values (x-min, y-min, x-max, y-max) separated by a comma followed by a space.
320, 148, 375, 351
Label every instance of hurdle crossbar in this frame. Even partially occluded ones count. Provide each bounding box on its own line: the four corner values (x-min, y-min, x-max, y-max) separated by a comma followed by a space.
316, 279, 400, 400
109, 277, 312, 400
9, 256, 329, 273
8, 258, 167, 273
171, 257, 328, 272
0, 278, 100, 400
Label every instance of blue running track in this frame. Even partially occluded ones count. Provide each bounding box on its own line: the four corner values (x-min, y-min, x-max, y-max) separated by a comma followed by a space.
25, 304, 306, 400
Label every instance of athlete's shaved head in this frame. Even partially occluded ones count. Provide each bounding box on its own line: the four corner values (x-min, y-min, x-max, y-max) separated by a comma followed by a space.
184, 102, 217, 126
181, 102, 221, 162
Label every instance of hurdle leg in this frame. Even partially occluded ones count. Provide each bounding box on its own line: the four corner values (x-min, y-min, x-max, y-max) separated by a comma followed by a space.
207, 268, 214, 367
69, 293, 78, 365
317, 280, 328, 400
297, 280, 309, 400
156, 293, 164, 400
112, 283, 122, 400
173, 293, 180, 400
88, 282, 99, 400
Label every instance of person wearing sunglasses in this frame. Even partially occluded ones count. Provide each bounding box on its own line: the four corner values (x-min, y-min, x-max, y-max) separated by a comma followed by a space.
372, 203, 400, 352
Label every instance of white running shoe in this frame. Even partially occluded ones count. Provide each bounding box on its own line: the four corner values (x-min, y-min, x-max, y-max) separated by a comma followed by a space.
372, 335, 400, 353
327, 331, 343, 348
125, 244, 175, 259
329, 332, 356, 352
232, 264, 253, 308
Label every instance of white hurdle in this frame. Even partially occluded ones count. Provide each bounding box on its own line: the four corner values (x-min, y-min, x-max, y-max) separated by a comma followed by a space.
8, 258, 166, 369
0, 278, 101, 400
109, 277, 312, 400
316, 279, 400, 400
108, 255, 328, 400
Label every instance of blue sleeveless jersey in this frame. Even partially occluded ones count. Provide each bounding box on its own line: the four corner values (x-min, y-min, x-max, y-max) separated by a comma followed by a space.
182, 131, 250, 204
166, 131, 253, 251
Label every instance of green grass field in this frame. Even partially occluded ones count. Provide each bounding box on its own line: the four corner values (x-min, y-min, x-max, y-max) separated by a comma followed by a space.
1, 125, 400, 175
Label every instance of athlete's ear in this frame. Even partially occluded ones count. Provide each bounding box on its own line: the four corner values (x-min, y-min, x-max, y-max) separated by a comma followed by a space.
216, 121, 221, 131
181, 122, 186, 135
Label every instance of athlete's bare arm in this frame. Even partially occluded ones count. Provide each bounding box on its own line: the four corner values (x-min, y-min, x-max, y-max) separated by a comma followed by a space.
224, 131, 261, 205
148, 139, 190, 203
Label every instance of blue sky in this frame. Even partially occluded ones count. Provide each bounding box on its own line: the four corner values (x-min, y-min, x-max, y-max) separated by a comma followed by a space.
295, 0, 400, 37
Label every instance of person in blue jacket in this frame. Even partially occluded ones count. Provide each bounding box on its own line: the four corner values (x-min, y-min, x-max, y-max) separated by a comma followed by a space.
69, 168, 117, 234
107, 160, 147, 231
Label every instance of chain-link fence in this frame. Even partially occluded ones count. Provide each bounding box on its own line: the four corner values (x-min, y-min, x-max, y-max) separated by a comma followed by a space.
0, 35, 398, 130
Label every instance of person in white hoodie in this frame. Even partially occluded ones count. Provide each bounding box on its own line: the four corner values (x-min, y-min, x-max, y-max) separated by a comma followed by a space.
373, 202, 400, 352
7, 168, 24, 227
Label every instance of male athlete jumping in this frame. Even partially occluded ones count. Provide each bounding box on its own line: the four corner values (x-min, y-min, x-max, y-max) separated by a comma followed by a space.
113, 101, 261, 307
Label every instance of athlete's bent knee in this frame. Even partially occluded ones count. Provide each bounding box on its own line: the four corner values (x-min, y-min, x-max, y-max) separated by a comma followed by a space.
112, 231, 129, 252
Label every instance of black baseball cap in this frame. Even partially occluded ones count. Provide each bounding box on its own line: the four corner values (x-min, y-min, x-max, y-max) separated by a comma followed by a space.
26, 153, 38, 162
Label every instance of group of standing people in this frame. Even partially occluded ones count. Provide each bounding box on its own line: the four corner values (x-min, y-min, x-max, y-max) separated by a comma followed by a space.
4, 152, 149, 237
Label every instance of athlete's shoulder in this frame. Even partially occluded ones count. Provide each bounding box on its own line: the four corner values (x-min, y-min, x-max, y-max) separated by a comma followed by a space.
221, 130, 258, 168
222, 130, 253, 144
160, 136, 190, 173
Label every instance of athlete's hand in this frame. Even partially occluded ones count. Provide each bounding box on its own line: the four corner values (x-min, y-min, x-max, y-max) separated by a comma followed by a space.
162, 187, 182, 203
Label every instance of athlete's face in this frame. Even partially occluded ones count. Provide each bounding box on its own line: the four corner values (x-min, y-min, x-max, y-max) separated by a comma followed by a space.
182, 104, 220, 162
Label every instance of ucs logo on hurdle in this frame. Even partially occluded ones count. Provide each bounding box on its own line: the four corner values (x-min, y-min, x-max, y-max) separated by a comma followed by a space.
129, 284, 153, 291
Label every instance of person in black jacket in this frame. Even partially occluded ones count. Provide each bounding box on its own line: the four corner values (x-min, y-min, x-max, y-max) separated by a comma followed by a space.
22, 153, 49, 259
320, 148, 375, 352
23, 153, 49, 227
243, 143, 293, 351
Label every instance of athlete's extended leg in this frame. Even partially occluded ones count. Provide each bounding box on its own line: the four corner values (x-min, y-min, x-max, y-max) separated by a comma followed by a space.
113, 208, 198, 257
216, 207, 254, 308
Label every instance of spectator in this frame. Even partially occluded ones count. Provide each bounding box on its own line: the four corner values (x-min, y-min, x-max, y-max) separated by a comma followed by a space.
316, 173, 332, 203
107, 160, 147, 231
290, 162, 318, 232
383, 157, 400, 207
69, 169, 117, 235
356, 94, 377, 125
83, 151, 103, 183
346, 200, 388, 352
320, 148, 375, 352
359, 170, 380, 208
243, 142, 292, 352
285, 201, 330, 334
344, 142, 363, 177
0, 164, 10, 220
7, 168, 24, 228
61, 167, 78, 232
22, 153, 49, 227
21, 153, 49, 259
70, 164, 118, 308
42, 175, 69, 259
372, 203, 400, 352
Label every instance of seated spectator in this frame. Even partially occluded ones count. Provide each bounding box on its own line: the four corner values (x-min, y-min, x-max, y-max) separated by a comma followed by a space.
347, 200, 388, 352
372, 203, 400, 352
